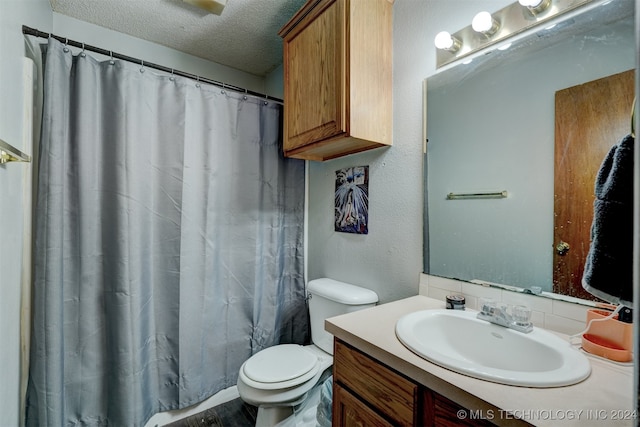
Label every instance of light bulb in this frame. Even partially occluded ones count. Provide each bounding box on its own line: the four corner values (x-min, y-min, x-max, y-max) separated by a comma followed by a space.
472, 11, 499, 35
518, 0, 543, 7
434, 31, 453, 50
434, 31, 461, 52
519, 0, 551, 14
472, 11, 492, 32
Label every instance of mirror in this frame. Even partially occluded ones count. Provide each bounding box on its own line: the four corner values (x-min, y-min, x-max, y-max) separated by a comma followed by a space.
424, 0, 635, 298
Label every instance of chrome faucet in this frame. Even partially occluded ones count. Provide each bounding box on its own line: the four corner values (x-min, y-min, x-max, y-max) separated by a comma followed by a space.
476, 299, 533, 333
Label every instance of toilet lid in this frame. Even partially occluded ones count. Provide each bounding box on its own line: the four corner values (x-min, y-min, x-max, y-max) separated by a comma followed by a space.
242, 344, 319, 386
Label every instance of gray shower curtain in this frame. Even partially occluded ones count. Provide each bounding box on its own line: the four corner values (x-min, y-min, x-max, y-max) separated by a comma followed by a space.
26, 38, 306, 426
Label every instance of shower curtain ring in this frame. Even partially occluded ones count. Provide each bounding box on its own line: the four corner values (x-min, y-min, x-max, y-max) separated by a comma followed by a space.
80, 42, 86, 57
196, 76, 201, 88
140, 60, 145, 73
169, 69, 175, 81
243, 88, 248, 101
109, 51, 115, 65
221, 82, 225, 94
63, 38, 69, 53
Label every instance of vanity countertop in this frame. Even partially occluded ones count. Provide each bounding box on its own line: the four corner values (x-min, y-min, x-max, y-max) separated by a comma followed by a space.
325, 295, 634, 427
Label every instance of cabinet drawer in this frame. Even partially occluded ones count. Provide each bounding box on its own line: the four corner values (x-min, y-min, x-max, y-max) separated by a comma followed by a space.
334, 383, 396, 427
334, 339, 417, 426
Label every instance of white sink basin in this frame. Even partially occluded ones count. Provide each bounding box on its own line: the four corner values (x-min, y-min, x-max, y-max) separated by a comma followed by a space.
395, 309, 591, 387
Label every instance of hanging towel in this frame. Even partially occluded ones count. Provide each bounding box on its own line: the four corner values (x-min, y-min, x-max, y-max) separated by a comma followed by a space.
582, 134, 634, 306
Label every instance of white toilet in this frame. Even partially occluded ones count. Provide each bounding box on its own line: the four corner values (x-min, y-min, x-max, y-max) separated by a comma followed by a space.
237, 278, 379, 426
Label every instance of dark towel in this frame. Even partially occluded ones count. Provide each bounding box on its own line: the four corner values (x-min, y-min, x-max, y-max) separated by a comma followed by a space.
582, 134, 634, 306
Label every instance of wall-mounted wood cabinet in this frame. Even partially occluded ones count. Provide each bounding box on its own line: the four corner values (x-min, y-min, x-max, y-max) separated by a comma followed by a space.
333, 339, 496, 426
278, 0, 393, 161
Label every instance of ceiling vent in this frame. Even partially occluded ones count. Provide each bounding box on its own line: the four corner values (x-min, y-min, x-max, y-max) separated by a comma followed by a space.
182, 0, 227, 15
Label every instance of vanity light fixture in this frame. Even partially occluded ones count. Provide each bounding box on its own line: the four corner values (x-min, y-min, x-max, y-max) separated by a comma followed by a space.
433, 0, 606, 69
434, 31, 462, 52
518, 0, 552, 15
472, 11, 500, 36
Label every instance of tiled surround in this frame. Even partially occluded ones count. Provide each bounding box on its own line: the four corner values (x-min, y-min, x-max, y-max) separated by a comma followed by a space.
420, 274, 594, 336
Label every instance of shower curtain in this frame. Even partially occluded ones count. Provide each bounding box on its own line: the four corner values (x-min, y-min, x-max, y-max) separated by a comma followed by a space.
26, 38, 306, 426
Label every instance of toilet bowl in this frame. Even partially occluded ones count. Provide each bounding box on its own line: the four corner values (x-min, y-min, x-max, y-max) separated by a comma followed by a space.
237, 278, 378, 426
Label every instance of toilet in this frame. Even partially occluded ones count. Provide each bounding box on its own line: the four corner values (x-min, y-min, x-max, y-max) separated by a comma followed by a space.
237, 278, 379, 426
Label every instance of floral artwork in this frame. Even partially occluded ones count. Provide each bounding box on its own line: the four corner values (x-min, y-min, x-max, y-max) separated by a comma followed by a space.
335, 166, 369, 234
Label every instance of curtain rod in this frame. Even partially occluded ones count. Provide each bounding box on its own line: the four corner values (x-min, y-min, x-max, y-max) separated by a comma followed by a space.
22, 25, 283, 104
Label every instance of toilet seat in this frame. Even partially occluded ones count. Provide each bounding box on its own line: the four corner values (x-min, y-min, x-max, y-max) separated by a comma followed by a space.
239, 344, 320, 390
237, 364, 324, 407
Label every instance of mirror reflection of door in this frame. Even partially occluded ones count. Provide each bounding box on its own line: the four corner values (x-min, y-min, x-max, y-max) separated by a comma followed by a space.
553, 69, 635, 300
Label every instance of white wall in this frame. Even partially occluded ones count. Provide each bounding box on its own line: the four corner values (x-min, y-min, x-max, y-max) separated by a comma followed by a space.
306, 0, 512, 303
0, 2, 53, 424
265, 64, 284, 99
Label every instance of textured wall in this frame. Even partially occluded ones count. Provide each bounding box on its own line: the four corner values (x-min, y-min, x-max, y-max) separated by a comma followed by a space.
0, 2, 53, 424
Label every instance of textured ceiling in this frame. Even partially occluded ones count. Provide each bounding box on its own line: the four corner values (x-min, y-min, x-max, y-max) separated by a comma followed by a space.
49, 0, 308, 76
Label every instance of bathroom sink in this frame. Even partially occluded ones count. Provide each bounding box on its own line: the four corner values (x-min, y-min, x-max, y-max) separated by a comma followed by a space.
395, 309, 591, 387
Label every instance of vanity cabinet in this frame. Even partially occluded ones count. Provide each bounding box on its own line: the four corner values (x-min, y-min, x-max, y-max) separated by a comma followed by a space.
333, 339, 496, 426
278, 0, 393, 161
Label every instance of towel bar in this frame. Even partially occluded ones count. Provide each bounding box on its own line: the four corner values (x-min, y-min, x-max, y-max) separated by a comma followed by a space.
0, 138, 31, 164
446, 191, 508, 200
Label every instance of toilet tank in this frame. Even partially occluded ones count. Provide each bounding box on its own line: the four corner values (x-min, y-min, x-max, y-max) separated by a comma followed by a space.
307, 278, 379, 354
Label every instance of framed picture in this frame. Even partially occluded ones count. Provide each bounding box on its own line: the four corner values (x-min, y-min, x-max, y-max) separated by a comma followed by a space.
335, 166, 369, 234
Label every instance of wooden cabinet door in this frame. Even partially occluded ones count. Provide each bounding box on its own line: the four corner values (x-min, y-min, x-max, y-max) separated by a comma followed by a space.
282, 0, 345, 152
553, 69, 634, 299
333, 383, 395, 427
422, 389, 496, 426
280, 0, 392, 161
333, 340, 417, 426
